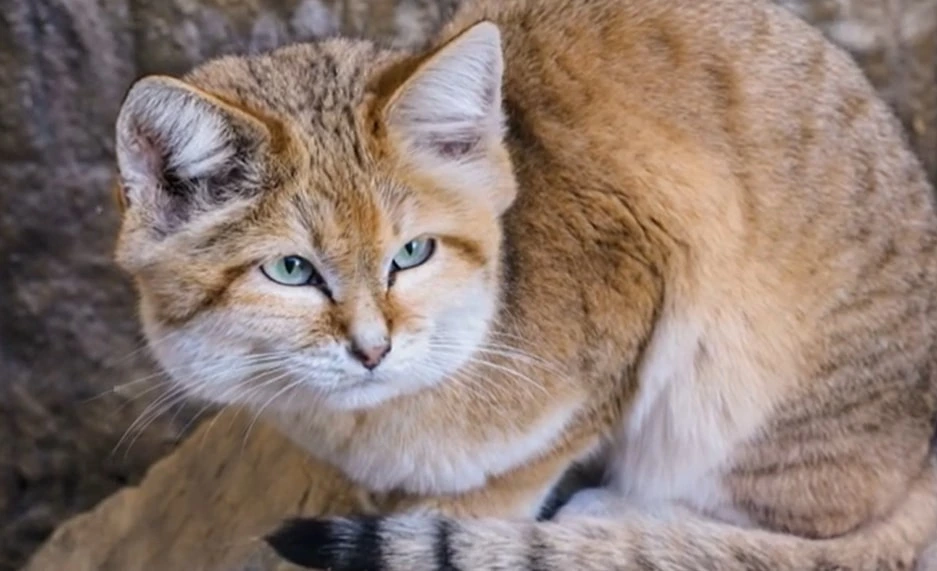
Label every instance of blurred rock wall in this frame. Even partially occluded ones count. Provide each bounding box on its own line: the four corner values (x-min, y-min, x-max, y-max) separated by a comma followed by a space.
0, 0, 934, 569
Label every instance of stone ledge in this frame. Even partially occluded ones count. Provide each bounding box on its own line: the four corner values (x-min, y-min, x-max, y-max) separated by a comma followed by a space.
23, 410, 363, 571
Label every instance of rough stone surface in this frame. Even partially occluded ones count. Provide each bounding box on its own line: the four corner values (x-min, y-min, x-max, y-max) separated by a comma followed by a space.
22, 411, 365, 571
1, 0, 935, 570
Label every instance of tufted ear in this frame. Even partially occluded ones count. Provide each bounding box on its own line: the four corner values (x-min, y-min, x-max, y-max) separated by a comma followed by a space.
384, 22, 515, 213
115, 75, 271, 232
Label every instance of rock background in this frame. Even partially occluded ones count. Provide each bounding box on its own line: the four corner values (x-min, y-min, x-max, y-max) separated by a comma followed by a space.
0, 0, 934, 570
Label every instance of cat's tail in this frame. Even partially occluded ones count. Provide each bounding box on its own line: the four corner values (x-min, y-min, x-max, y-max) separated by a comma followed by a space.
265, 462, 937, 571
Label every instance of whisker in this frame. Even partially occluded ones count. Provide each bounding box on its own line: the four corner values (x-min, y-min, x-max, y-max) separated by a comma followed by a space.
176, 398, 222, 440
185, 369, 287, 448
110, 355, 292, 455
121, 392, 193, 456
417, 357, 519, 413
426, 346, 551, 399
106, 328, 180, 366
112, 384, 188, 456
83, 352, 292, 404
241, 374, 301, 452
429, 342, 564, 377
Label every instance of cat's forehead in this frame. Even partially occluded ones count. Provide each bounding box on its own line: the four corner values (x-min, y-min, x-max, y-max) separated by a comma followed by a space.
185, 39, 387, 146
187, 40, 409, 235
183, 41, 466, 258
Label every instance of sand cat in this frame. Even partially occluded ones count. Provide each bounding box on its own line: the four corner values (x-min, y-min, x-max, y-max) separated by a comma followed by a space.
112, 0, 937, 568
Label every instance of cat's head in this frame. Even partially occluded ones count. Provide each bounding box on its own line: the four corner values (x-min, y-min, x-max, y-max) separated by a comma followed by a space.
113, 22, 516, 410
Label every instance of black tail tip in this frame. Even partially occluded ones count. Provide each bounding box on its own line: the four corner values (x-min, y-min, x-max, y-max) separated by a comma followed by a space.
264, 517, 335, 568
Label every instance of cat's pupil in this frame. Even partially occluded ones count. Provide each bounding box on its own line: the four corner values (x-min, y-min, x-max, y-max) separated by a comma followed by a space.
284, 257, 300, 274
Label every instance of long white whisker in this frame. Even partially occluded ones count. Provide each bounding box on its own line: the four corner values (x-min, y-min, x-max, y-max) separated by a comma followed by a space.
84, 352, 292, 404
417, 357, 517, 411
429, 342, 564, 377
111, 353, 293, 455
113, 384, 189, 456
426, 346, 551, 399
107, 328, 181, 366
241, 373, 301, 452
121, 391, 193, 456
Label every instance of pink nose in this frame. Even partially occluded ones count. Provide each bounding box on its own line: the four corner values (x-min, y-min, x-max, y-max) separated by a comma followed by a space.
348, 341, 391, 370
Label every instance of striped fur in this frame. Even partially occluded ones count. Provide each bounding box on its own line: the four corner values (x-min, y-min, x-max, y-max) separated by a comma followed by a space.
267, 460, 937, 571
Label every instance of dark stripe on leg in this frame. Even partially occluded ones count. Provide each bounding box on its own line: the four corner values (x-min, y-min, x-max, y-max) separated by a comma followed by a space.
537, 461, 606, 521
525, 524, 550, 571
435, 518, 460, 571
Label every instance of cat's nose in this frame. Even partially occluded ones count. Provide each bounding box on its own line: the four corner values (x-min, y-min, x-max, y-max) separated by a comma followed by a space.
348, 339, 391, 370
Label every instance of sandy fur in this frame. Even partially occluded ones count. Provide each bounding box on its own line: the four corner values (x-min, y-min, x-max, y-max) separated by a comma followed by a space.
113, 0, 937, 568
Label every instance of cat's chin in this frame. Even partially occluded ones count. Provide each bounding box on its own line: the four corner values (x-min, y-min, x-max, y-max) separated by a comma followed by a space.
189, 380, 408, 413
313, 379, 430, 411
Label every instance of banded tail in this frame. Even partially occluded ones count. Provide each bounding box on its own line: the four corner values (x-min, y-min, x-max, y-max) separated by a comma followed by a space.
266, 464, 937, 571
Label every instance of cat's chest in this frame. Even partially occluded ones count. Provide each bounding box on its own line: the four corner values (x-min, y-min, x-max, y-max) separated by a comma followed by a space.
272, 403, 578, 496
602, 306, 781, 524
327, 430, 494, 494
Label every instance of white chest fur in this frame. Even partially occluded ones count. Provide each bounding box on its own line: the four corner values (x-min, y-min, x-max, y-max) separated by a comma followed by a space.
270, 400, 579, 496
606, 301, 789, 524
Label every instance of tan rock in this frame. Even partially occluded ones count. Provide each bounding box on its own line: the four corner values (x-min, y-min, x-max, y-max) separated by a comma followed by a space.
23, 410, 364, 571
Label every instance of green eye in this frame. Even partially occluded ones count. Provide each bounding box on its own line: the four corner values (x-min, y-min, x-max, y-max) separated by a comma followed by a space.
261, 256, 318, 286
392, 237, 436, 272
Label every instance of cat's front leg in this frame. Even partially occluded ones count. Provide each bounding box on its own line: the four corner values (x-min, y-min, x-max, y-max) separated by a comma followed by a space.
376, 441, 592, 520
554, 487, 628, 519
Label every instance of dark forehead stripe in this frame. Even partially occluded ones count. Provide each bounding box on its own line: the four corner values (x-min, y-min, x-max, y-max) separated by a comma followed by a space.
342, 102, 368, 169
525, 525, 551, 571
286, 185, 387, 266
225, 43, 373, 114
190, 41, 379, 170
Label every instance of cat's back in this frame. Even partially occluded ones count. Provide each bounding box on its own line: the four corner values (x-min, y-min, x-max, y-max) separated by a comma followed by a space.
439, 0, 937, 419
441, 0, 842, 131
442, 0, 936, 282
443, 0, 878, 134
437, 0, 937, 514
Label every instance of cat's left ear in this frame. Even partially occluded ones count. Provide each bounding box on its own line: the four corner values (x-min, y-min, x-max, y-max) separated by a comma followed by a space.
384, 21, 516, 214
114, 76, 274, 233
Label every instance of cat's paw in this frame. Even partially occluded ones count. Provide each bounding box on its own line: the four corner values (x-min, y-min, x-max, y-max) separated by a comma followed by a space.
554, 487, 630, 521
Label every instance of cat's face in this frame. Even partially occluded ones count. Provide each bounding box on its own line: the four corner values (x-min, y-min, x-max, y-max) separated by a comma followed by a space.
134, 166, 504, 411
114, 25, 515, 410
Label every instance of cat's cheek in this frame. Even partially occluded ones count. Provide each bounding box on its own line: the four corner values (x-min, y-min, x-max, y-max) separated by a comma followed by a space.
393, 271, 496, 351
143, 322, 249, 404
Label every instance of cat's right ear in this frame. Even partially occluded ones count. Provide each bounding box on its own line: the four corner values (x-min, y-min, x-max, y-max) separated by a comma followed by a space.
383, 21, 516, 214
114, 76, 271, 232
